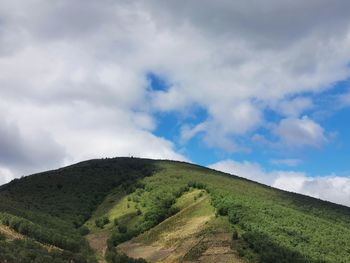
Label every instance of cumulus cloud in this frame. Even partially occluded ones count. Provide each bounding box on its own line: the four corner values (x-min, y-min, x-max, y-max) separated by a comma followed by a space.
0, 119, 65, 174
1, 0, 350, 185
272, 97, 314, 117
273, 116, 327, 148
209, 159, 350, 207
141, 0, 350, 150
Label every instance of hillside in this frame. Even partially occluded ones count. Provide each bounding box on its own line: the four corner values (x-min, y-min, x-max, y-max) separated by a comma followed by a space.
0, 158, 349, 263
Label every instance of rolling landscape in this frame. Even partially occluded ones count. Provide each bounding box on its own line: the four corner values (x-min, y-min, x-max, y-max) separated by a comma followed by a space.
0, 157, 349, 263
2, 1, 350, 262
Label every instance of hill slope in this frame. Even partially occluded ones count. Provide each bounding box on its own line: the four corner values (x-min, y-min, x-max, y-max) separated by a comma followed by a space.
0, 158, 349, 263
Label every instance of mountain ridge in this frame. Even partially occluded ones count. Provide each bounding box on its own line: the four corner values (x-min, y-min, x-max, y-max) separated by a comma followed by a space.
0, 157, 349, 263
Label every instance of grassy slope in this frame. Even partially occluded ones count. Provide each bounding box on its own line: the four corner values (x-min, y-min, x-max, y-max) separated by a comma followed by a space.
87, 160, 350, 263
123, 190, 242, 263
0, 158, 349, 262
152, 161, 350, 262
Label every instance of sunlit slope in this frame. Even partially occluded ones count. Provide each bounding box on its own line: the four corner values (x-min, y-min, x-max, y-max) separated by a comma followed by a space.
118, 190, 242, 263
0, 158, 349, 262
87, 161, 350, 263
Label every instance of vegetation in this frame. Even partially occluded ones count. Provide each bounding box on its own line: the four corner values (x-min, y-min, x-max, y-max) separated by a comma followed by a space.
0, 158, 349, 262
0, 238, 88, 263
0, 157, 156, 262
103, 161, 350, 262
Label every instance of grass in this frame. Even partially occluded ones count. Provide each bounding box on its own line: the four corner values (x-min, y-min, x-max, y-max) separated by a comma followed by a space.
85, 190, 143, 232
117, 187, 243, 263
174, 189, 205, 210
88, 160, 350, 262
117, 189, 220, 262
135, 190, 214, 246
132, 161, 350, 262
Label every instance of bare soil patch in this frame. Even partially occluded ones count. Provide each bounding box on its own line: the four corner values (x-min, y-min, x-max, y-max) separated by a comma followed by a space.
86, 231, 110, 257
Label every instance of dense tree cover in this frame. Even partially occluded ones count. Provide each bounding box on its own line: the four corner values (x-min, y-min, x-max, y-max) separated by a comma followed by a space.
209, 191, 350, 262
0, 212, 81, 251
0, 238, 93, 263
0, 158, 156, 262
0, 158, 156, 225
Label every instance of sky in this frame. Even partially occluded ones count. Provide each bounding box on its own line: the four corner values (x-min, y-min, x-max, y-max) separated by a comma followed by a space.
0, 0, 350, 206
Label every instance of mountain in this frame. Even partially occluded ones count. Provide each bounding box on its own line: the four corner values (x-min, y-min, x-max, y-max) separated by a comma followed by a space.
0, 157, 349, 263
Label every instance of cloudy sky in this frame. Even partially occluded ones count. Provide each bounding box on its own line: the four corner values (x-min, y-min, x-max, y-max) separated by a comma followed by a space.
1, 0, 350, 206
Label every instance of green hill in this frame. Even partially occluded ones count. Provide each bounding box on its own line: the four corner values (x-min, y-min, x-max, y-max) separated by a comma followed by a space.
0, 158, 349, 263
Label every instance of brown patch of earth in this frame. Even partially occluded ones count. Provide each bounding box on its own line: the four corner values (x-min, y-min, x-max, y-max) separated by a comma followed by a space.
183, 233, 243, 263
197, 254, 242, 263
117, 215, 212, 262
118, 241, 174, 262
117, 196, 243, 263
86, 231, 110, 257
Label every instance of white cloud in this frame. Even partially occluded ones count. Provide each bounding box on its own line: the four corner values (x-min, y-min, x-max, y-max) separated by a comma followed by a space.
0, 118, 66, 174
273, 116, 327, 148
273, 97, 314, 117
209, 159, 350, 207
0, 100, 186, 182
180, 122, 207, 143
209, 159, 276, 185
141, 1, 350, 150
1, 1, 350, 183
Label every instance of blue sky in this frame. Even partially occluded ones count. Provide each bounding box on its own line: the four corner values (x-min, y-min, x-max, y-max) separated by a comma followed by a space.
0, 0, 350, 206
151, 72, 350, 176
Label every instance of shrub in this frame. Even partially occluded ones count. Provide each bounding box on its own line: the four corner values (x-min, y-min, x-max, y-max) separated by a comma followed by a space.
118, 225, 127, 234
79, 226, 90, 236
217, 206, 228, 216
232, 229, 238, 240
95, 216, 110, 229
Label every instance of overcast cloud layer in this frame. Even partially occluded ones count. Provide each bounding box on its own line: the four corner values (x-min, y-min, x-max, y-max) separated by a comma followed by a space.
0, 1, 350, 206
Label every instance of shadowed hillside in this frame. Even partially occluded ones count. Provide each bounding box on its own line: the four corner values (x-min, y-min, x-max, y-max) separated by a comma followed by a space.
0, 158, 349, 263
